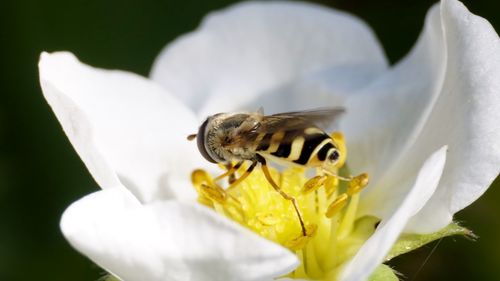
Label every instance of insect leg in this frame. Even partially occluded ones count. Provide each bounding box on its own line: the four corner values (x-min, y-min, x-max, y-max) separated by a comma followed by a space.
214, 161, 244, 183
226, 163, 237, 184
225, 161, 258, 191
256, 155, 307, 236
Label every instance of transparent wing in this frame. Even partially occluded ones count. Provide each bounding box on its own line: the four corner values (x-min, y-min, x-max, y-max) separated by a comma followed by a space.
227, 107, 345, 149
262, 107, 345, 132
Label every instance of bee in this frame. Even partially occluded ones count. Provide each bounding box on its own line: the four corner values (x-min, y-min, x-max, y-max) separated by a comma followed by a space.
187, 108, 345, 236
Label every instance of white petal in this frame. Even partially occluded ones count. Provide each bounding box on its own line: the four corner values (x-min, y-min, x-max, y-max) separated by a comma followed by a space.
404, 0, 500, 232
341, 3, 447, 189
39, 76, 121, 189
345, 0, 500, 230
151, 1, 387, 117
39, 52, 208, 202
61, 189, 298, 281
340, 147, 447, 281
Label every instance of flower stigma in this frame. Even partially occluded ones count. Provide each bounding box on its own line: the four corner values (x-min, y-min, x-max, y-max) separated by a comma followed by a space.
191, 132, 378, 280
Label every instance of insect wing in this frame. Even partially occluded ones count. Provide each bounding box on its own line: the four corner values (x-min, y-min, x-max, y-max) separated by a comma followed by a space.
261, 107, 345, 133
224, 107, 344, 149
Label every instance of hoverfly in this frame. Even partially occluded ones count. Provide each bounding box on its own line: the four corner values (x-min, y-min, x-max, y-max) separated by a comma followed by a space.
187, 108, 345, 236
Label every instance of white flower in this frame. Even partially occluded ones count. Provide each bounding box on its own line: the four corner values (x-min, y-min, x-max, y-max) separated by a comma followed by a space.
38, 0, 500, 280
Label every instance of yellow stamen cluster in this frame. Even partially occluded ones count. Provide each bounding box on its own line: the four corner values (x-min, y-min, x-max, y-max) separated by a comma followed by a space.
191, 133, 375, 280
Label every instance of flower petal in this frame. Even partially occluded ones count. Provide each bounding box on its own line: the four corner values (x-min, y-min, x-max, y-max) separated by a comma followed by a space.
344, 0, 500, 231
150, 1, 388, 117
39, 52, 207, 202
39, 74, 121, 189
61, 188, 298, 281
341, 3, 447, 188
406, 0, 500, 233
340, 147, 447, 281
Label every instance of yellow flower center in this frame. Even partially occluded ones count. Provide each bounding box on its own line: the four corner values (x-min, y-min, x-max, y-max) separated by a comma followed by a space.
191, 133, 378, 280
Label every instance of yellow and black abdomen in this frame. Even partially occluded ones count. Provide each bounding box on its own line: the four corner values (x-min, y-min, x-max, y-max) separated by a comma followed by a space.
255, 128, 339, 167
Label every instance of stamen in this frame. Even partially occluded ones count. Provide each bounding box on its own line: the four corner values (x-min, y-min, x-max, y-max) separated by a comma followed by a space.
191, 169, 213, 186
325, 193, 348, 218
324, 176, 339, 197
191, 169, 217, 207
338, 194, 360, 239
347, 173, 369, 196
190, 131, 376, 280
199, 183, 226, 204
303, 175, 327, 194
285, 224, 318, 250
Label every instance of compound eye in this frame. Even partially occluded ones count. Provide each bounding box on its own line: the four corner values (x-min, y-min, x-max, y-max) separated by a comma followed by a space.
197, 118, 217, 163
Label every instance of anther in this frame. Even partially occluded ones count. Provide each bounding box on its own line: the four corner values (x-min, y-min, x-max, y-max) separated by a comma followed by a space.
199, 183, 227, 204
325, 193, 348, 218
346, 173, 369, 196
324, 176, 339, 197
285, 224, 318, 251
303, 175, 328, 194
191, 169, 214, 187
197, 195, 214, 208
192, 169, 227, 205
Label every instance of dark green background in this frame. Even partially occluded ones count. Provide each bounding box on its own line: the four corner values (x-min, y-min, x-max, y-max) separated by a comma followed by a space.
1, 0, 499, 280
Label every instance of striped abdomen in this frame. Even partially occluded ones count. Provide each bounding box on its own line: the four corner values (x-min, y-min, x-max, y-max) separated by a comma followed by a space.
255, 127, 339, 167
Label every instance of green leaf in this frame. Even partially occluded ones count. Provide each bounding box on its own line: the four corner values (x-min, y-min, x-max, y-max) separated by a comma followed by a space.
387, 222, 475, 260
368, 264, 399, 281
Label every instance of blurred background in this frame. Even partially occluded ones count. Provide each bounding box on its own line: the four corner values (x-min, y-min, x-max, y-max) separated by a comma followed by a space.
1, 0, 499, 280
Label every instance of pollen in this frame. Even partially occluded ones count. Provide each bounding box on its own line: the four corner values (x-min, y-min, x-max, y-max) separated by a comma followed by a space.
191, 132, 377, 280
